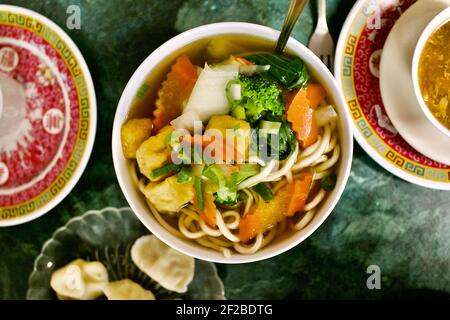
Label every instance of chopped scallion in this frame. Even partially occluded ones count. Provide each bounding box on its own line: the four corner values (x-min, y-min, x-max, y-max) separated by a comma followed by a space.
194, 176, 205, 211
149, 163, 181, 180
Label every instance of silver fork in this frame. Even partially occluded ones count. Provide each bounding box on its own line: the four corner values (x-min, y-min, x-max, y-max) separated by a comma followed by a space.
308, 0, 335, 71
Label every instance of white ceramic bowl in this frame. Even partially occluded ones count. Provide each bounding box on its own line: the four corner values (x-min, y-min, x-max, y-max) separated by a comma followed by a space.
412, 7, 450, 138
112, 22, 353, 264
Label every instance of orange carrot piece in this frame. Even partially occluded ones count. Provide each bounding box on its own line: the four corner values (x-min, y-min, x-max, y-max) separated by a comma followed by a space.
306, 83, 326, 109
153, 55, 198, 132
285, 173, 313, 216
193, 185, 217, 227
239, 200, 285, 243
285, 90, 298, 107
287, 89, 318, 148
302, 117, 318, 148
239, 175, 314, 242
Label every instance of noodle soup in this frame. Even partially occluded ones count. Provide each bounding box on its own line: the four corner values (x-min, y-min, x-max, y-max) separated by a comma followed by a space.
120, 34, 342, 258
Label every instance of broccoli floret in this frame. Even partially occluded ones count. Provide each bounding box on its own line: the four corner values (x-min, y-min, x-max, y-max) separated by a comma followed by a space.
237, 75, 284, 125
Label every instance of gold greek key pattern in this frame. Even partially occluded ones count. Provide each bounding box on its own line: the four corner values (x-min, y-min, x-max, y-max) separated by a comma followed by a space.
386, 150, 405, 167
348, 99, 362, 119
345, 35, 357, 55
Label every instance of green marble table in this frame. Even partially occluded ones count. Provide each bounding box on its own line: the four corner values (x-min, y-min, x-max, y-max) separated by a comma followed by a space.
1, 0, 449, 300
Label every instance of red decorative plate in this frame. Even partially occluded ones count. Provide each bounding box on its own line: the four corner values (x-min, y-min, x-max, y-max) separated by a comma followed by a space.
335, 0, 450, 190
0, 5, 96, 226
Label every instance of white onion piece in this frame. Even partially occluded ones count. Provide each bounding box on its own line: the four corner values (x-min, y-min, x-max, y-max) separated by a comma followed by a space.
184, 63, 238, 122
170, 110, 202, 131
315, 105, 338, 127
229, 83, 241, 101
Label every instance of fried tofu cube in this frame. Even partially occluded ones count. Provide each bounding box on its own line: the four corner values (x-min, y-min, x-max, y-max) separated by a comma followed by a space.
143, 175, 194, 214
136, 126, 174, 180
121, 118, 153, 159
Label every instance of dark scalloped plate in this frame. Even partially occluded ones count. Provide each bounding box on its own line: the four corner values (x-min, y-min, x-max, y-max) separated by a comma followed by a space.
27, 207, 225, 300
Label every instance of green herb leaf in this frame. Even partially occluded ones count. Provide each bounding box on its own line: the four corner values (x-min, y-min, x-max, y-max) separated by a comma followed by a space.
177, 167, 192, 183
320, 173, 337, 192
252, 183, 273, 202
257, 120, 296, 161
244, 53, 310, 89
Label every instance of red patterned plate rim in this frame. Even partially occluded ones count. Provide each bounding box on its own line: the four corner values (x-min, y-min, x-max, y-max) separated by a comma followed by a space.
335, 0, 450, 190
0, 5, 96, 226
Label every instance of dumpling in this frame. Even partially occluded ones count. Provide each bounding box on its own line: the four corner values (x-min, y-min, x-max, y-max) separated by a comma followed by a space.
131, 235, 194, 293
142, 175, 194, 213
121, 118, 153, 159
50, 259, 108, 300
103, 279, 155, 300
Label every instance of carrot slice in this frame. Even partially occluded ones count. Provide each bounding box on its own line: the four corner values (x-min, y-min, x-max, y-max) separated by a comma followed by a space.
153, 55, 198, 132
285, 89, 298, 107
239, 199, 285, 243
285, 173, 313, 216
301, 117, 318, 148
239, 174, 313, 242
286, 89, 318, 148
193, 183, 217, 227
306, 83, 326, 109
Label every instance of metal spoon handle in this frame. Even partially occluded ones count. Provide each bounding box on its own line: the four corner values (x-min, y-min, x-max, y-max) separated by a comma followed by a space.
275, 0, 309, 54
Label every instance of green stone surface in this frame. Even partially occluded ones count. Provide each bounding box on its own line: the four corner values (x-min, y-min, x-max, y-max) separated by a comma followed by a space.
1, 0, 449, 300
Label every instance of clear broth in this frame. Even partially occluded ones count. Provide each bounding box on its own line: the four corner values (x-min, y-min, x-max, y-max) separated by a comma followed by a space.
128, 34, 300, 120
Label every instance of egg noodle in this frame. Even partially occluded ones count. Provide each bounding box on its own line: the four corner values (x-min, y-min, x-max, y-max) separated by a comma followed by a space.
129, 119, 339, 257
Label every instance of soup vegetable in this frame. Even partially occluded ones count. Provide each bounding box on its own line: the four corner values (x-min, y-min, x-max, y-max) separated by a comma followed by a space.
121, 39, 340, 257
419, 20, 450, 130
